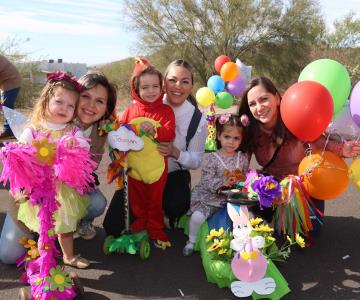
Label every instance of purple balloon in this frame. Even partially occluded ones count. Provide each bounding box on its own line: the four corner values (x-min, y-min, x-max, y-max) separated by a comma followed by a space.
350, 81, 360, 127
226, 76, 245, 96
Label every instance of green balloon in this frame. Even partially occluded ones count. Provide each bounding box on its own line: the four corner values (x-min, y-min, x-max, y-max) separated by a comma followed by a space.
298, 59, 351, 115
215, 91, 233, 109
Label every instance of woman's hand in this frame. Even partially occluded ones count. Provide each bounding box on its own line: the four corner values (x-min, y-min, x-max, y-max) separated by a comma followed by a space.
157, 142, 180, 159
342, 140, 360, 158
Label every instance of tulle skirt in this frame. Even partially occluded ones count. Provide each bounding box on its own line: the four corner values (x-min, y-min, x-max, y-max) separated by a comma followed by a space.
18, 184, 89, 234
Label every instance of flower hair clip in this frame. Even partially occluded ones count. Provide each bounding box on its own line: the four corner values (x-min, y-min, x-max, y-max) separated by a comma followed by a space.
218, 113, 231, 124
240, 114, 250, 127
47, 70, 84, 93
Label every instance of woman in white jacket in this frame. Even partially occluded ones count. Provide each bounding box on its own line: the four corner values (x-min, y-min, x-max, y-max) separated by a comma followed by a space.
159, 59, 208, 228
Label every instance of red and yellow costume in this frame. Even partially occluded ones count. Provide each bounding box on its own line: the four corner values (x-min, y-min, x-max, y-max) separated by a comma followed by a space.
121, 59, 175, 242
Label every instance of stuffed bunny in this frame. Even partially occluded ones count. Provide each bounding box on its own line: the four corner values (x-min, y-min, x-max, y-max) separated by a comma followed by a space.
227, 203, 276, 297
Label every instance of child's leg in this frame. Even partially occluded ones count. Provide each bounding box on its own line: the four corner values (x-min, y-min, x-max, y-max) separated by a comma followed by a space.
128, 177, 147, 232
59, 232, 89, 269
145, 171, 169, 242
188, 210, 206, 244
183, 210, 206, 256
58, 232, 74, 261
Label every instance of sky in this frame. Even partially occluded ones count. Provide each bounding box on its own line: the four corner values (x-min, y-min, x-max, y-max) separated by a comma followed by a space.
0, 0, 359, 66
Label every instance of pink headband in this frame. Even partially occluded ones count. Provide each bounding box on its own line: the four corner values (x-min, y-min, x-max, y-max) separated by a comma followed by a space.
218, 113, 231, 124
47, 70, 83, 93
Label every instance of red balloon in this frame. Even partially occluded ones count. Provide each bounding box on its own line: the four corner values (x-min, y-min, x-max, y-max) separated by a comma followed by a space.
280, 81, 334, 141
214, 55, 231, 74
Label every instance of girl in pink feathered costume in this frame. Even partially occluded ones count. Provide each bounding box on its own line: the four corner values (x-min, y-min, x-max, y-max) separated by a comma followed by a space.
16, 71, 92, 269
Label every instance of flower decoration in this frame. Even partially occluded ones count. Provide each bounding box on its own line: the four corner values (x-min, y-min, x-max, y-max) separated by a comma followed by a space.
240, 114, 250, 127
218, 113, 231, 124
207, 227, 233, 261
20, 237, 37, 248
251, 175, 282, 208
206, 228, 225, 242
206, 111, 215, 122
33, 137, 56, 165
42, 243, 52, 252
295, 233, 305, 248
27, 246, 40, 259
46, 266, 72, 292
47, 70, 83, 93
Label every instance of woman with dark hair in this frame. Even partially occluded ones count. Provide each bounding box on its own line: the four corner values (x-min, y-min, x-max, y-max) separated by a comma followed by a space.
75, 71, 118, 240
238, 76, 360, 233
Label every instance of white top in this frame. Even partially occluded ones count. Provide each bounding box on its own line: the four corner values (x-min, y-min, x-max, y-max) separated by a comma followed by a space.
19, 121, 90, 150
164, 96, 208, 172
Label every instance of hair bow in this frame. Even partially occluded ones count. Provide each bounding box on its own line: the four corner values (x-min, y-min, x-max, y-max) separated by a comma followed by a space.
47, 70, 83, 92
218, 113, 231, 124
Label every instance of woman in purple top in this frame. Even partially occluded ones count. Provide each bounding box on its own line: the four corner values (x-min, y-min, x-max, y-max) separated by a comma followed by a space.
238, 77, 360, 234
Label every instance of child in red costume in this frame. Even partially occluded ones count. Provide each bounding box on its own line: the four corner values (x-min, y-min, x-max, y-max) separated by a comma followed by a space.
121, 58, 175, 249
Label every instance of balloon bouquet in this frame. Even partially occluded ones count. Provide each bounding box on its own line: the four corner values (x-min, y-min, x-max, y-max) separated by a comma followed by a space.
196, 55, 251, 152
274, 58, 360, 238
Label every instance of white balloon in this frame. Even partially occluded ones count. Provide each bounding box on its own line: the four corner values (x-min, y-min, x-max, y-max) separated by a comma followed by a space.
326, 101, 360, 139
235, 58, 252, 84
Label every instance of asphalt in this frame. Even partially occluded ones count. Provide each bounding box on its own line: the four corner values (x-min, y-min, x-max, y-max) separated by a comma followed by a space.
1, 156, 360, 300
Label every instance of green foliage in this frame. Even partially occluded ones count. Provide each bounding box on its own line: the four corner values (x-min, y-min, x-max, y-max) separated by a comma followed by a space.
125, 0, 325, 90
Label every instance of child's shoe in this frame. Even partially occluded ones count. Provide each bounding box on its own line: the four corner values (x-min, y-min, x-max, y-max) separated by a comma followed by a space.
182, 241, 194, 257
153, 240, 171, 250
63, 255, 90, 269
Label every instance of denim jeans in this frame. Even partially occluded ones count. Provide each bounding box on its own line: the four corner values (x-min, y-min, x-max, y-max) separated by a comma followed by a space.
79, 188, 107, 225
0, 213, 33, 264
1, 87, 21, 133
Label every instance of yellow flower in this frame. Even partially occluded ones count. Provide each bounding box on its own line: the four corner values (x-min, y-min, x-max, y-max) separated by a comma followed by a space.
33, 137, 56, 165
295, 233, 305, 248
254, 224, 274, 233
218, 248, 227, 255
250, 218, 263, 226
21, 238, 37, 249
207, 238, 223, 252
27, 246, 40, 259
267, 236, 276, 242
206, 228, 224, 242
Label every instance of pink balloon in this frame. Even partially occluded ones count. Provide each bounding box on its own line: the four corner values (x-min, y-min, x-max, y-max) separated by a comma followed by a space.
227, 76, 246, 96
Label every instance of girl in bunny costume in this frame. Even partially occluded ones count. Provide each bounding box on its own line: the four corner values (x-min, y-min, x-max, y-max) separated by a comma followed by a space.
183, 114, 249, 256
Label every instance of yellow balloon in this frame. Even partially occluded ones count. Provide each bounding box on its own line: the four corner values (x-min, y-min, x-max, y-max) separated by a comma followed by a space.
349, 156, 360, 189
196, 87, 215, 107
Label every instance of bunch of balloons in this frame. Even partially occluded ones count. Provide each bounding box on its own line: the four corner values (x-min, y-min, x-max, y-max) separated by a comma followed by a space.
195, 55, 251, 109
281, 59, 352, 142
282, 58, 360, 199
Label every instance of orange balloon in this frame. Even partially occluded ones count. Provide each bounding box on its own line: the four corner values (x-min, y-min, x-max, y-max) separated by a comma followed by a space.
220, 62, 238, 82
298, 151, 349, 200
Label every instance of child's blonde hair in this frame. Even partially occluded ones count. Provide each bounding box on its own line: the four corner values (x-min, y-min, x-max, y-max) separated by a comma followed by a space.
31, 74, 81, 126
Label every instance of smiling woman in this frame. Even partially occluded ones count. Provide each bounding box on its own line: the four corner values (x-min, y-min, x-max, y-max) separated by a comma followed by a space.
75, 71, 118, 240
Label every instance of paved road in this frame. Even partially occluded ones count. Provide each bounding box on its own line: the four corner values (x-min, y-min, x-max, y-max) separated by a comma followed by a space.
1, 156, 360, 299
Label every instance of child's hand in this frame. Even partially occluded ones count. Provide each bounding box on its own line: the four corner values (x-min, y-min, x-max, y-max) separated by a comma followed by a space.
224, 177, 237, 187
63, 136, 78, 149
140, 121, 155, 136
